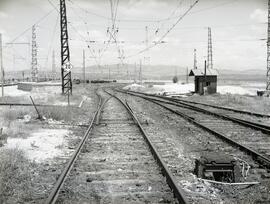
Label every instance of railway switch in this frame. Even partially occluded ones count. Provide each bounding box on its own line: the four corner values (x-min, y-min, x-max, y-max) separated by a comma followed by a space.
194, 154, 241, 183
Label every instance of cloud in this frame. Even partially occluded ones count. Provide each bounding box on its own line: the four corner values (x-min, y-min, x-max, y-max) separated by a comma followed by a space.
0, 11, 8, 18
250, 9, 267, 23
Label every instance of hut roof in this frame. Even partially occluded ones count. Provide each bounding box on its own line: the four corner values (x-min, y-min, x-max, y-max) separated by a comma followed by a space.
189, 69, 218, 76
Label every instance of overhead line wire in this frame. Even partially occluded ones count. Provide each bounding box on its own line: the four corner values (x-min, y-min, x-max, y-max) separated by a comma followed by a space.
4, 9, 55, 49
126, 0, 199, 59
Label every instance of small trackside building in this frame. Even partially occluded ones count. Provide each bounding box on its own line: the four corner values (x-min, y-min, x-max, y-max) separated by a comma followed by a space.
189, 69, 218, 95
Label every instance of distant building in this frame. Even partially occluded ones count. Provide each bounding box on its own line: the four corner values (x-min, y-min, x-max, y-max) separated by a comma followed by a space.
189, 69, 218, 95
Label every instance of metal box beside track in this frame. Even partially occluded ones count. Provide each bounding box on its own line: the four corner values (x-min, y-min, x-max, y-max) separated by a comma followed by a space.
194, 154, 241, 183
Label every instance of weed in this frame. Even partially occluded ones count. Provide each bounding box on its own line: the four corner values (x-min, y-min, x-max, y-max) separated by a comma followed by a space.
0, 148, 36, 203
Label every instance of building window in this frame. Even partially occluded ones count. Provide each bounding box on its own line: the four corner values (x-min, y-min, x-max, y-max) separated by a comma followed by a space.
206, 82, 210, 86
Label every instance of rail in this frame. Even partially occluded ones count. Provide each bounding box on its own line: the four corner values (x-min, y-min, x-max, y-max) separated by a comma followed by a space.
44, 91, 104, 204
105, 89, 188, 204
117, 89, 270, 168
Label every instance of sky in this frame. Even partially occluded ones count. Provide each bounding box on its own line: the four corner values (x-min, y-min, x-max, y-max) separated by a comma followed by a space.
0, 0, 268, 73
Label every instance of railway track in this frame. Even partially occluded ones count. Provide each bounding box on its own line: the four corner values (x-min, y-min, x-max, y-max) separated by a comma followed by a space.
173, 98, 270, 118
122, 89, 270, 119
45, 89, 187, 204
114, 89, 270, 203
116, 89, 270, 169
119, 90, 270, 131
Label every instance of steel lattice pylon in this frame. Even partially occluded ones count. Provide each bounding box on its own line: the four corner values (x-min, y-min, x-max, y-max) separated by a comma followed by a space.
60, 0, 72, 95
267, 0, 270, 90
207, 27, 213, 69
31, 25, 38, 82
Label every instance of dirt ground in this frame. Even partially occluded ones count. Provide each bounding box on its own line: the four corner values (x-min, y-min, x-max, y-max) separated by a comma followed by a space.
1, 83, 270, 203
0, 83, 103, 203
116, 89, 270, 204
185, 93, 270, 114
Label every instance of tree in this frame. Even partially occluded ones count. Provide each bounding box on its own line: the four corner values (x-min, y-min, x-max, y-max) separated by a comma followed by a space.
172, 76, 178, 83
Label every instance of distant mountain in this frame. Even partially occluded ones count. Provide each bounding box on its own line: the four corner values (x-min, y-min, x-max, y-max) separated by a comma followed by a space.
4, 65, 267, 83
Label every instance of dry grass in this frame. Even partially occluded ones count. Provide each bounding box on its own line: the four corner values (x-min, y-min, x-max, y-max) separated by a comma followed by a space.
40, 106, 74, 121
1, 108, 32, 127
0, 148, 36, 203
187, 93, 270, 114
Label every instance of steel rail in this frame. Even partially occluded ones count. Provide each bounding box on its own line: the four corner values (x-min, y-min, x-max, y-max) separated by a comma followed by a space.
0, 102, 61, 107
117, 90, 270, 134
105, 90, 188, 204
117, 90, 270, 168
44, 92, 104, 204
170, 98, 270, 118
123, 89, 270, 118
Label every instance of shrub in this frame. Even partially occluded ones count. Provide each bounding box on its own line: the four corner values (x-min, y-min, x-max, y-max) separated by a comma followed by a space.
0, 148, 35, 203
172, 76, 179, 83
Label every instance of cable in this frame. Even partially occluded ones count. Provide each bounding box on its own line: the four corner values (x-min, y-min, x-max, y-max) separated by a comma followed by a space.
126, 0, 199, 59
44, 12, 59, 69
4, 9, 55, 49
47, 0, 103, 68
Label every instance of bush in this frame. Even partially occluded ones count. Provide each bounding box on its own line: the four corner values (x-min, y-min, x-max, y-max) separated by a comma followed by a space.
0, 148, 35, 203
172, 76, 178, 83
40, 106, 76, 121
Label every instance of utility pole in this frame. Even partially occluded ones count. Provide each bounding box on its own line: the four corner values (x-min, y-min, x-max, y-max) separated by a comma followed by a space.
83, 49, 85, 85
52, 50, 56, 80
194, 49, 197, 69
207, 27, 213, 69
204, 60, 207, 94
0, 34, 4, 97
267, 0, 270, 91
186, 67, 189, 84
134, 62, 137, 82
22, 71, 25, 81
31, 25, 38, 82
139, 59, 142, 84
144, 26, 150, 65
108, 65, 111, 80
60, 0, 72, 96
127, 65, 129, 80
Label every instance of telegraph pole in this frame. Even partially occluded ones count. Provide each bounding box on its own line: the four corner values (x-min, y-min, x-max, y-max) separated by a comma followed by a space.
52, 50, 56, 80
134, 62, 137, 82
83, 49, 85, 85
60, 0, 72, 95
267, 0, 270, 91
186, 67, 189, 84
207, 27, 213, 69
194, 49, 197, 69
144, 26, 150, 65
139, 60, 142, 84
108, 65, 111, 80
31, 25, 38, 82
0, 34, 4, 97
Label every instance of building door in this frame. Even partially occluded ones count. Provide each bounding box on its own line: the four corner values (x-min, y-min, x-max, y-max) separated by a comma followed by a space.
195, 78, 199, 92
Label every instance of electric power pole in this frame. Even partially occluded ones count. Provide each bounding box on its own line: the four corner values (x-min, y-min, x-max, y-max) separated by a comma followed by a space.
108, 65, 111, 80
267, 0, 270, 91
0, 34, 4, 97
139, 59, 142, 84
60, 0, 72, 95
186, 67, 189, 84
83, 49, 85, 85
194, 49, 197, 69
31, 25, 38, 82
207, 27, 213, 69
144, 26, 150, 65
134, 62, 137, 82
52, 50, 56, 80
